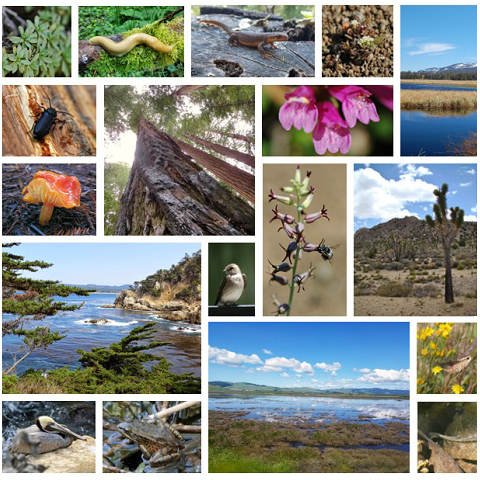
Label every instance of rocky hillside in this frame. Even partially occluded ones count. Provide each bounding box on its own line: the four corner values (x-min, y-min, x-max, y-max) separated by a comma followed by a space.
355, 216, 476, 261
114, 251, 201, 324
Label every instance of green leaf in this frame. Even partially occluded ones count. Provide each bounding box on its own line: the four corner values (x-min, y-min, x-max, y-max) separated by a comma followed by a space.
9, 36, 23, 44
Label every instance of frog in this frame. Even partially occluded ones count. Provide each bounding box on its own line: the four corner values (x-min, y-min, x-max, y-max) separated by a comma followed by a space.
117, 418, 185, 468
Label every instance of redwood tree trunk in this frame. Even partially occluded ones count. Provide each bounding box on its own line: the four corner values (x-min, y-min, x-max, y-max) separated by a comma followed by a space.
114, 117, 254, 236
184, 132, 255, 168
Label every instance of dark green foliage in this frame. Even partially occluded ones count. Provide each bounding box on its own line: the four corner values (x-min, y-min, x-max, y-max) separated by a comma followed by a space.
426, 183, 465, 303
3, 7, 71, 77
401, 71, 476, 81
79, 6, 184, 78
4, 358, 200, 394
77, 322, 169, 375
131, 251, 201, 300
79, 6, 183, 39
2, 243, 91, 373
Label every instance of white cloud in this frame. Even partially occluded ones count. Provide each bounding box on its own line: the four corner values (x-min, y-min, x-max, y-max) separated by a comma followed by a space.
296, 374, 302, 378
354, 167, 436, 221
315, 361, 342, 376
358, 369, 410, 384
464, 215, 477, 222
472, 206, 477, 213
263, 349, 272, 354
409, 42, 455, 56
466, 169, 476, 175
460, 182, 472, 187
208, 346, 262, 366
256, 365, 282, 373
452, 191, 458, 195
353, 367, 372, 373
265, 357, 315, 375
399, 164, 433, 178
280, 372, 289, 377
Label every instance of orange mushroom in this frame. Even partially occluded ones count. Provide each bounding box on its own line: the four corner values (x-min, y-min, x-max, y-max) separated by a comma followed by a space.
22, 171, 81, 226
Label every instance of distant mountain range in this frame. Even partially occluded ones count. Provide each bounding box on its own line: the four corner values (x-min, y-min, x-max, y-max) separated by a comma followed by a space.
209, 381, 408, 396
67, 284, 129, 293
417, 62, 477, 73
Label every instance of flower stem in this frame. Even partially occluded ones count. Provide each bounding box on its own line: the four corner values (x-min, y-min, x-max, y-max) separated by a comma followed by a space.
286, 192, 302, 316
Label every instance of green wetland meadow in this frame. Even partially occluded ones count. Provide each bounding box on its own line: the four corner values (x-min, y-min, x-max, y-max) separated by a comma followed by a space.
209, 394, 409, 473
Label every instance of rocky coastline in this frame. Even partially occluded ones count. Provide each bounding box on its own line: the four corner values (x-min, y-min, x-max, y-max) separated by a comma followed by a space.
106, 289, 200, 324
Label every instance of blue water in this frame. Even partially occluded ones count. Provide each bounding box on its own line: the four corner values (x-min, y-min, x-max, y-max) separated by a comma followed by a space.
209, 395, 409, 425
401, 110, 476, 156
3, 293, 201, 376
401, 83, 476, 92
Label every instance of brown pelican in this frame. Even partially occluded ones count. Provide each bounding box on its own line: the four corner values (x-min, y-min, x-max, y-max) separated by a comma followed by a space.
8, 416, 86, 454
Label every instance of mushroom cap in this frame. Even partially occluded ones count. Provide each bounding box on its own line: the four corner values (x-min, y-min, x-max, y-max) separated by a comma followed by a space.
22, 171, 81, 209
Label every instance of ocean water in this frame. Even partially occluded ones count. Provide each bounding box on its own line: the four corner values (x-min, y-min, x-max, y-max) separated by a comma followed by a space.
3, 293, 201, 376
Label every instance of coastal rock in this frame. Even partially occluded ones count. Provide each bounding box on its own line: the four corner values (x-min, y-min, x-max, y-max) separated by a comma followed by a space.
114, 290, 200, 324
28, 436, 96, 473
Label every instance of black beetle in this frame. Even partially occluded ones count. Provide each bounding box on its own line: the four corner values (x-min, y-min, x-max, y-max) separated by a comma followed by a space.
30, 90, 74, 140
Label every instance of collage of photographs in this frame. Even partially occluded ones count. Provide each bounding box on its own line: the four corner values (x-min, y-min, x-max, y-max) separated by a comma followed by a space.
0, 1, 477, 477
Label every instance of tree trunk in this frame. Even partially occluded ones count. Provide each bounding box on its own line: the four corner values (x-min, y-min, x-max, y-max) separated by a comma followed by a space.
172, 136, 255, 204
184, 132, 255, 168
114, 117, 254, 236
443, 245, 454, 303
206, 129, 254, 145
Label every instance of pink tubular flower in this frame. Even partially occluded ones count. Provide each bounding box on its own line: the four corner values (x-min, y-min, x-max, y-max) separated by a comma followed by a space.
312, 102, 351, 155
364, 85, 394, 111
328, 85, 380, 128
279, 86, 318, 133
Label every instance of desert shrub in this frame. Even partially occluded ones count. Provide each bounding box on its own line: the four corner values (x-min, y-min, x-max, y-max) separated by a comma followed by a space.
412, 284, 439, 298
459, 238, 466, 247
385, 262, 403, 271
465, 292, 477, 299
377, 281, 412, 297
367, 247, 377, 258
457, 263, 465, 270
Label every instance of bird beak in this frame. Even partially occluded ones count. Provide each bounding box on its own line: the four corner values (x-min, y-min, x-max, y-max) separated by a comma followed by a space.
49, 422, 86, 441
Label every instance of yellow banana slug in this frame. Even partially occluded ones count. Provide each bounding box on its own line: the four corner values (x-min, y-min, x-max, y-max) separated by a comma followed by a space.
88, 33, 175, 56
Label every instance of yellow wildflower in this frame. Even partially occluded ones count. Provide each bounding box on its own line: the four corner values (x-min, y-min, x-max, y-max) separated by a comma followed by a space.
437, 323, 453, 338
432, 366, 443, 375
430, 341, 437, 349
452, 385, 464, 394
418, 327, 434, 340
421, 348, 429, 356
417, 378, 425, 385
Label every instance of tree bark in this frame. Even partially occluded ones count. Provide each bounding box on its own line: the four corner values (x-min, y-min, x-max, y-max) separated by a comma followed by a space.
114, 117, 254, 236
2, 85, 96, 157
444, 245, 454, 303
184, 132, 255, 168
172, 136, 255, 204
206, 129, 254, 145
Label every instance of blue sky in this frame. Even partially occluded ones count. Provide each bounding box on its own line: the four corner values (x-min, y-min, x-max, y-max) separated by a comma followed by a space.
401, 5, 477, 71
209, 323, 409, 390
354, 164, 477, 230
4, 243, 200, 285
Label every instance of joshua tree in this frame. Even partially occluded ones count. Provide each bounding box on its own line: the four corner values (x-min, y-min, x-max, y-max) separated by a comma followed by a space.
426, 184, 464, 303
